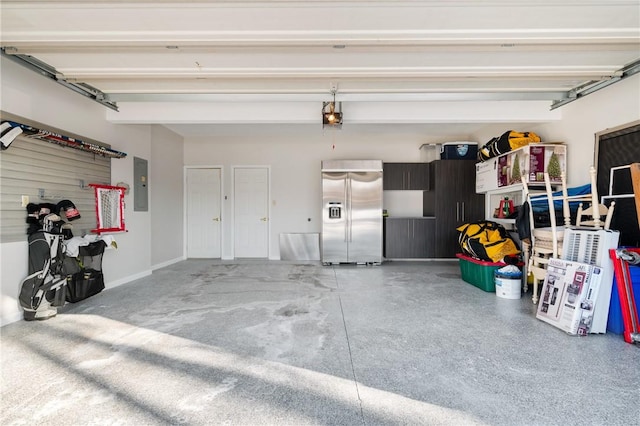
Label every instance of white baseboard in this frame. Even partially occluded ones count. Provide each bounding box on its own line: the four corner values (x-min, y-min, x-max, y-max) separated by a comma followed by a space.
1, 312, 23, 327
152, 256, 185, 271
2, 269, 153, 328
106, 270, 152, 289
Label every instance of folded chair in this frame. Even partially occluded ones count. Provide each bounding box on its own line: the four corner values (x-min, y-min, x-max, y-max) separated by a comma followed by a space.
522, 173, 564, 304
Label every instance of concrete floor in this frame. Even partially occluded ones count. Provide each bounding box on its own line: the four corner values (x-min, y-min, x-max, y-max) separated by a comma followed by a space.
2, 260, 639, 425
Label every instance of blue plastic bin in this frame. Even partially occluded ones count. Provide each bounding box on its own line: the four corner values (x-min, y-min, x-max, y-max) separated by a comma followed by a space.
607, 264, 640, 334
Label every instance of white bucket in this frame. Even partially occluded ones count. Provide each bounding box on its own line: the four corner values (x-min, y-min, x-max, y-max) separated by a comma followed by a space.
495, 275, 522, 299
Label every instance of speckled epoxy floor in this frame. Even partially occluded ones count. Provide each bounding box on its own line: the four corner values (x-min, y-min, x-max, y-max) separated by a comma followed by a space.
2, 260, 639, 425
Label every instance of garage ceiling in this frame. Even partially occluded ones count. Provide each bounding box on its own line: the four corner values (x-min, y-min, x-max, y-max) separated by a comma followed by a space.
1, 0, 639, 131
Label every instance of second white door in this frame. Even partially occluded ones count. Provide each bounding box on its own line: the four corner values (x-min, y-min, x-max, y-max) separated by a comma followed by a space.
234, 167, 269, 258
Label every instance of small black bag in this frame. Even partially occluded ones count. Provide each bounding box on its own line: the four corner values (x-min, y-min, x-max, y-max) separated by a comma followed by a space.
66, 269, 104, 303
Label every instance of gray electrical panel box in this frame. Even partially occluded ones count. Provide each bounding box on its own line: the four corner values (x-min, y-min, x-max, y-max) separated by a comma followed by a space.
133, 156, 148, 211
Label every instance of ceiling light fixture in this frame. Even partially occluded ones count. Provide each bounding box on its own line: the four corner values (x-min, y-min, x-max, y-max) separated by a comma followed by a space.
322, 90, 343, 129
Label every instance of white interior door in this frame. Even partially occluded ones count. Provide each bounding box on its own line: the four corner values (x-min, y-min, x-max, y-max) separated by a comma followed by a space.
186, 168, 222, 258
234, 167, 269, 258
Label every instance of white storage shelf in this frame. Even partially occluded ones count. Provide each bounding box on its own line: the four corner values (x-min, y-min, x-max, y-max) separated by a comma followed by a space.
485, 185, 524, 229
484, 183, 557, 229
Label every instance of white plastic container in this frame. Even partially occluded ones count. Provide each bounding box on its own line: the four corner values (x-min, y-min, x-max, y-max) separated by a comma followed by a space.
495, 271, 522, 299
419, 143, 440, 162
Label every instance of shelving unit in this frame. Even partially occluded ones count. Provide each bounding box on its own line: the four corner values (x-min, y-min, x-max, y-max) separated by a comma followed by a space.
483, 183, 561, 230
484, 184, 525, 229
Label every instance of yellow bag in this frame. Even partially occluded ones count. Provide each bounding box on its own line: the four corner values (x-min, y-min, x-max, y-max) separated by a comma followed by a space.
457, 221, 520, 263
478, 130, 541, 161
507, 131, 540, 150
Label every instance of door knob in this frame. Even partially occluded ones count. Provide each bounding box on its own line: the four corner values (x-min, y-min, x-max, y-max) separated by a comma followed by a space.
260, 217, 268, 222
212, 217, 220, 221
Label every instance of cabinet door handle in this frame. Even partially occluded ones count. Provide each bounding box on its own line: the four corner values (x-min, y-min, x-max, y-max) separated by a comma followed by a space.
461, 202, 465, 222
456, 202, 460, 221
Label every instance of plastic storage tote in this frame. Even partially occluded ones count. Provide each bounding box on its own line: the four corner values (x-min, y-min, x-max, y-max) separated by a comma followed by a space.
440, 142, 478, 160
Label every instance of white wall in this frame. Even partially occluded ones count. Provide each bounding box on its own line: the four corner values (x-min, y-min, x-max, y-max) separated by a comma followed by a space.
183, 124, 474, 259
471, 73, 640, 187
150, 125, 185, 268
0, 58, 171, 325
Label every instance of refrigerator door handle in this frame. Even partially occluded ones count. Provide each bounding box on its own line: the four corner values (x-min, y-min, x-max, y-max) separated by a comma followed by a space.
344, 178, 349, 242
348, 177, 353, 242
461, 202, 465, 222
456, 202, 460, 222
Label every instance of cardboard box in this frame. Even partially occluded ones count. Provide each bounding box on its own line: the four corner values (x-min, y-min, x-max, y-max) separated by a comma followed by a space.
536, 258, 603, 335
476, 143, 567, 193
500, 143, 567, 187
475, 157, 499, 193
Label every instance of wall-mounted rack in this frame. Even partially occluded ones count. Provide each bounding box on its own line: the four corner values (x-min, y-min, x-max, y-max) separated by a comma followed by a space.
38, 181, 92, 200
38, 188, 64, 201
0, 120, 127, 159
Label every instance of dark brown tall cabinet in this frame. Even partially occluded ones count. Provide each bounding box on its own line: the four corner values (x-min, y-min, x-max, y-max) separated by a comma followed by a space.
423, 160, 485, 258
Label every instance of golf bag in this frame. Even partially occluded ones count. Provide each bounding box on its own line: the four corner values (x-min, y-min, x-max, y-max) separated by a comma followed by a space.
19, 215, 69, 321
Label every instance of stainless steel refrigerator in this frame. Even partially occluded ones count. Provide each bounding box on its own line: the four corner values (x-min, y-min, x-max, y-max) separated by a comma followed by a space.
321, 160, 383, 265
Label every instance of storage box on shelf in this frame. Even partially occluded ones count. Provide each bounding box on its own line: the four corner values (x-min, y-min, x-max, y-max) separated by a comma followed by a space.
475, 143, 567, 193
501, 143, 566, 187
440, 142, 478, 160
419, 144, 440, 163
476, 157, 500, 192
